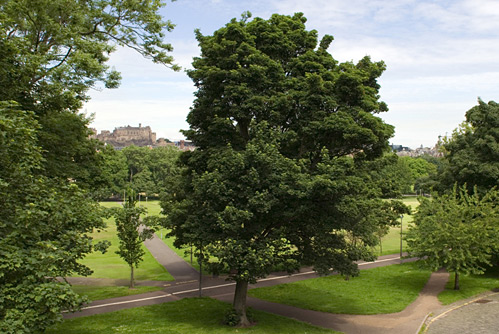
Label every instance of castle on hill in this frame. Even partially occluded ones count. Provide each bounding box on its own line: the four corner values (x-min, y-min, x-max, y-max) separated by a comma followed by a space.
90, 124, 195, 151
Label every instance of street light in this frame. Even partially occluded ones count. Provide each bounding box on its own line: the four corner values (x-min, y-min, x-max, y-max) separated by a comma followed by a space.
400, 214, 404, 262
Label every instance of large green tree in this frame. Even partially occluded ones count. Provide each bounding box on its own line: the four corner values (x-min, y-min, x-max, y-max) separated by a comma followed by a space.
164, 13, 397, 326
0, 103, 108, 333
0, 1, 177, 331
406, 186, 499, 290
436, 100, 499, 193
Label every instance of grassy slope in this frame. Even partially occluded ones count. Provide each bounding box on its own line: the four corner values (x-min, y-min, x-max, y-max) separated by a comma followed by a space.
378, 196, 419, 256
47, 298, 339, 334
249, 262, 431, 314
78, 201, 173, 281
438, 267, 499, 305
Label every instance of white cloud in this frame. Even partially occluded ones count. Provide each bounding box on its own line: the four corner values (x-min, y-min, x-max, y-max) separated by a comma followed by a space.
82, 0, 499, 148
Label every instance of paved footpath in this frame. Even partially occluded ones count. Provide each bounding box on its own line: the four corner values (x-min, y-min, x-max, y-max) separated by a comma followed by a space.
425, 291, 499, 334
143, 232, 199, 282
214, 268, 449, 334
65, 238, 497, 334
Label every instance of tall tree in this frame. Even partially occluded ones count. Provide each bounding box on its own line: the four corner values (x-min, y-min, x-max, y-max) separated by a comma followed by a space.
406, 186, 499, 290
0, 1, 177, 331
0, 102, 108, 333
436, 100, 499, 193
164, 13, 396, 326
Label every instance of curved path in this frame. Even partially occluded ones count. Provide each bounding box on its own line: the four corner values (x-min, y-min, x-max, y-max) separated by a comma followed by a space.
66, 237, 456, 334
212, 269, 449, 334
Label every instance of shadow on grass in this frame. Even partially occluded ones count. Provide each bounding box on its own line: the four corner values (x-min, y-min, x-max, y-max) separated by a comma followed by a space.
438, 265, 499, 305
249, 262, 432, 315
47, 298, 337, 334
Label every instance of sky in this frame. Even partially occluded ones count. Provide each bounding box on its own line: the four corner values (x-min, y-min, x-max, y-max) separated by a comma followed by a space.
84, 0, 499, 149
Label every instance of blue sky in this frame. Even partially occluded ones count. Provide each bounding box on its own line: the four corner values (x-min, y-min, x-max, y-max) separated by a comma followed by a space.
85, 0, 499, 149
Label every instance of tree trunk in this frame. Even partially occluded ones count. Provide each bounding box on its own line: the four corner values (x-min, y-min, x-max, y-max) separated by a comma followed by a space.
454, 271, 460, 290
233, 280, 251, 327
130, 265, 135, 289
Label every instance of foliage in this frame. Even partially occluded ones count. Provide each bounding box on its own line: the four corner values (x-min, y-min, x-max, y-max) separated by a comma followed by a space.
249, 262, 432, 314
371, 155, 438, 196
79, 204, 173, 281
0, 102, 108, 333
1, 1, 177, 331
111, 191, 154, 288
406, 186, 499, 290
164, 12, 396, 326
0, 0, 178, 193
95, 145, 129, 199
437, 266, 499, 305
413, 155, 444, 195
367, 154, 413, 196
120, 145, 181, 198
398, 156, 438, 194
436, 100, 499, 193
400, 156, 437, 181
46, 297, 339, 334
223, 308, 254, 327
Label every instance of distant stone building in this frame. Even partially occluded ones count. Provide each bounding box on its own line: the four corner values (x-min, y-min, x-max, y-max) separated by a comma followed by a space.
90, 124, 196, 151
91, 124, 156, 148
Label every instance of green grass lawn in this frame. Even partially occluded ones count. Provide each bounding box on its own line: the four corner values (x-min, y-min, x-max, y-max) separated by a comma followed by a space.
78, 201, 174, 281
249, 262, 431, 314
378, 196, 419, 256
47, 298, 339, 334
438, 266, 499, 305
137, 199, 163, 216
72, 285, 163, 301
154, 197, 422, 269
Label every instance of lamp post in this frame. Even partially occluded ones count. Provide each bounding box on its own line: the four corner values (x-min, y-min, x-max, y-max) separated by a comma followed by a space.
400, 214, 404, 262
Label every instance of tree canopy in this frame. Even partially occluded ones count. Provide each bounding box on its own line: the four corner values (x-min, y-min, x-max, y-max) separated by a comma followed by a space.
0, 0, 178, 192
101, 145, 181, 198
164, 12, 397, 326
406, 186, 499, 290
436, 100, 499, 193
112, 190, 154, 288
0, 103, 108, 333
0, 1, 177, 331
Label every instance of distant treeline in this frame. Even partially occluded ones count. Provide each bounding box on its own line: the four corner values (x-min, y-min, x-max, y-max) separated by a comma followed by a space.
95, 145, 181, 200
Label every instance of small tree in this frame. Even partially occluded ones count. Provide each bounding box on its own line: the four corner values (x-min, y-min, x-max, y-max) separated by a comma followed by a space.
113, 190, 154, 288
406, 186, 498, 290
